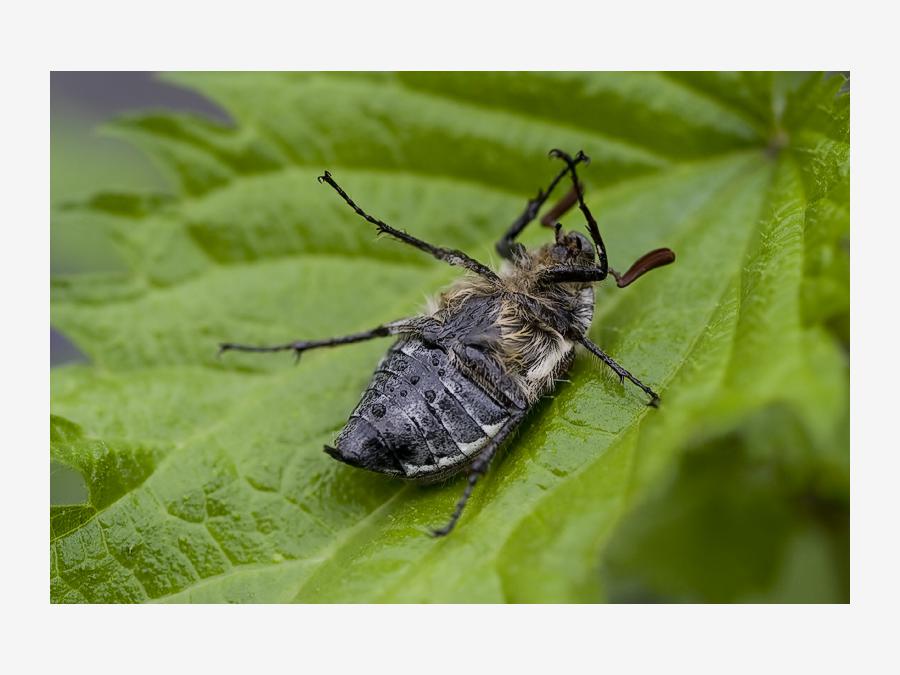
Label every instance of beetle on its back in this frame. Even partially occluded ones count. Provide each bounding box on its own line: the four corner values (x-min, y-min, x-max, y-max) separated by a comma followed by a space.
220, 150, 675, 536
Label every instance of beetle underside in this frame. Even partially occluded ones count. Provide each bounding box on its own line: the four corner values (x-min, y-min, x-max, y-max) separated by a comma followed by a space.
220, 150, 675, 536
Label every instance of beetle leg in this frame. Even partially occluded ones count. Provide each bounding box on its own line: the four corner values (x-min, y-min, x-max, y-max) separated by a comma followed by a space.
548, 149, 610, 279
538, 264, 607, 285
496, 154, 588, 261
219, 318, 434, 360
578, 336, 660, 406
430, 412, 524, 537
318, 171, 500, 283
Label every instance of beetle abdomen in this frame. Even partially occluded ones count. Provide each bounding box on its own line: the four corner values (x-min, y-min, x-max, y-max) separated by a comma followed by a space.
329, 336, 512, 480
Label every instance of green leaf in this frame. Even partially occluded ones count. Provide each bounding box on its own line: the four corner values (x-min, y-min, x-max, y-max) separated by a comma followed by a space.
51, 72, 849, 603
599, 406, 849, 603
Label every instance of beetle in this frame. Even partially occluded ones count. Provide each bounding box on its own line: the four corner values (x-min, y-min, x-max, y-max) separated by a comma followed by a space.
220, 149, 675, 536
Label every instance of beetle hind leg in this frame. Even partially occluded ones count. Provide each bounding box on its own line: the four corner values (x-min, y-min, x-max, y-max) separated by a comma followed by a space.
429, 412, 523, 537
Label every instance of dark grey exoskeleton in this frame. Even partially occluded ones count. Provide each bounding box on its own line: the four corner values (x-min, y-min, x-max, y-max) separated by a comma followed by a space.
220, 150, 675, 536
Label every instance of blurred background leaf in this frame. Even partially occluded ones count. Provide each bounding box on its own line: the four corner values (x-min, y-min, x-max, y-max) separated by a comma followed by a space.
50, 72, 848, 603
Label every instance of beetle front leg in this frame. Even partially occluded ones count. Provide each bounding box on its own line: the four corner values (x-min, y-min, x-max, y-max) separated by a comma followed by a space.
496, 154, 589, 261
578, 336, 660, 406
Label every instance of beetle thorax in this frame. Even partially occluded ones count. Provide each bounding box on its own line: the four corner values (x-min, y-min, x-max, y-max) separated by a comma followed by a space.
492, 276, 595, 402
431, 262, 595, 404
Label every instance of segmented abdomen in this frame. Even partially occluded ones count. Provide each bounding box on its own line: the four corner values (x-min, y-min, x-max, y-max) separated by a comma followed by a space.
332, 336, 513, 480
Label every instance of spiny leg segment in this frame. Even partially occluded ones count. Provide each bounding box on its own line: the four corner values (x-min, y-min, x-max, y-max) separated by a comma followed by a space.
548, 149, 610, 278
578, 336, 660, 406
430, 412, 524, 537
318, 171, 499, 283
496, 152, 589, 261
219, 317, 434, 361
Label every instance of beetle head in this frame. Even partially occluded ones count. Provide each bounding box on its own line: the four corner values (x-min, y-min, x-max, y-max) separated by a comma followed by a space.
548, 227, 595, 266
